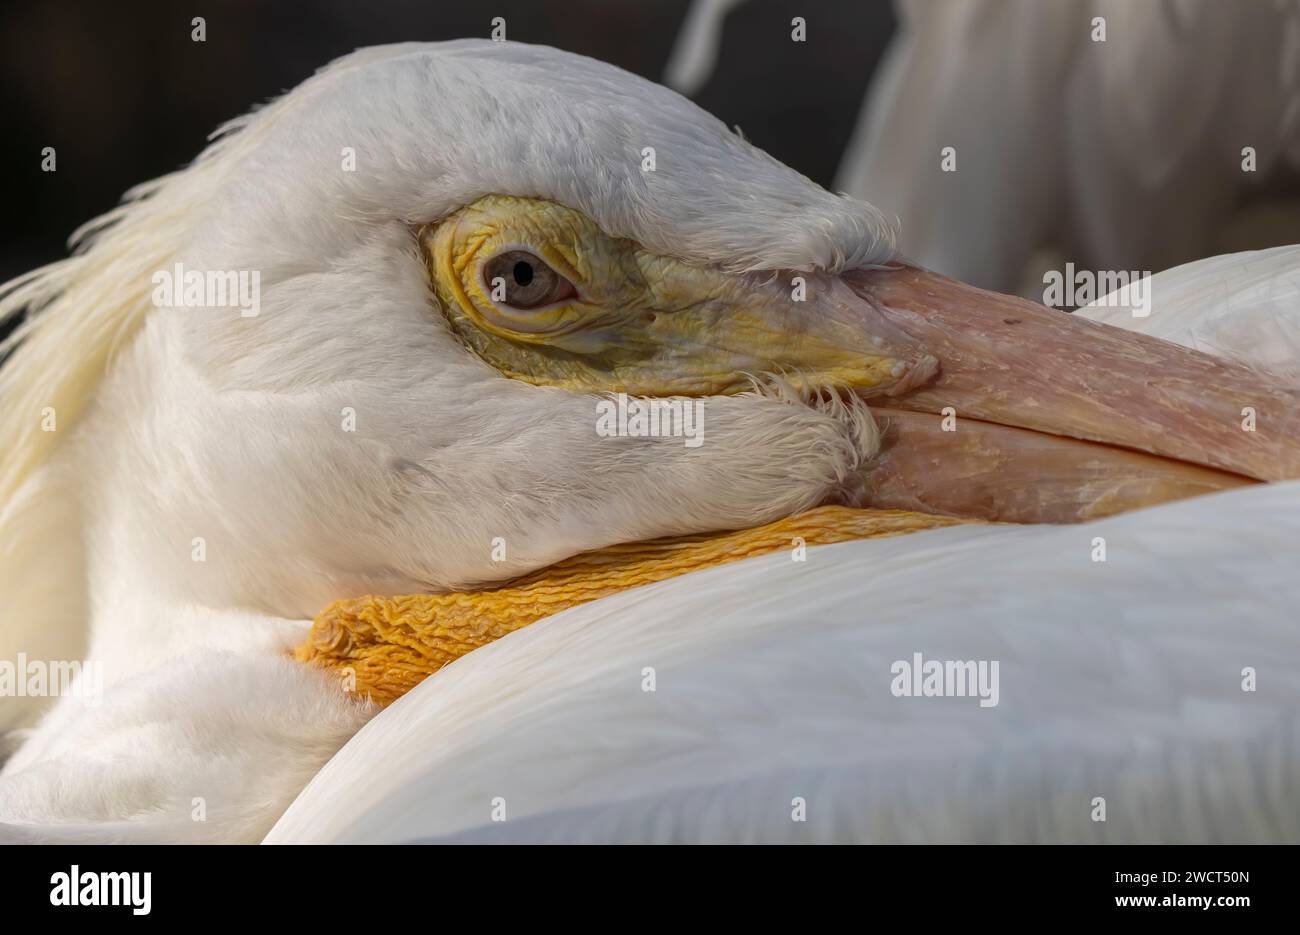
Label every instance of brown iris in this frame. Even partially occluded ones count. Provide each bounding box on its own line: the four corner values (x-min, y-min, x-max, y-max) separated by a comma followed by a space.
483, 250, 576, 309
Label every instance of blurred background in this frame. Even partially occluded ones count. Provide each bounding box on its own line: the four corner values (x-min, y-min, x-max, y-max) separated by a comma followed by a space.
2, 0, 1298, 338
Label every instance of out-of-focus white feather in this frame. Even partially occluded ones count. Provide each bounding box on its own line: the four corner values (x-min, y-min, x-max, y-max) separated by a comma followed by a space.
663, 0, 748, 97
837, 0, 1300, 292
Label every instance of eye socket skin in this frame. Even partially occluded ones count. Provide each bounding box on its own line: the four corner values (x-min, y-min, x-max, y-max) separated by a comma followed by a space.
482, 250, 576, 310
424, 195, 930, 398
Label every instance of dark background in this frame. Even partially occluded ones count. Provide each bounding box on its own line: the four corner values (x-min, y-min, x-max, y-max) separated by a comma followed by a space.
0, 0, 896, 289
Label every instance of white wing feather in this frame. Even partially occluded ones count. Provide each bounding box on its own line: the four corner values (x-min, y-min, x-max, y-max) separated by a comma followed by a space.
269, 481, 1300, 843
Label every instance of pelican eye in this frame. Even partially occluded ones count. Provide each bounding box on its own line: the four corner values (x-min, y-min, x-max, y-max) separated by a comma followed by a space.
483, 250, 576, 310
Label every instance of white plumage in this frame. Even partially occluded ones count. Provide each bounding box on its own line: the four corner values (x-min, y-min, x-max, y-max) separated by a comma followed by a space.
836, 0, 1300, 293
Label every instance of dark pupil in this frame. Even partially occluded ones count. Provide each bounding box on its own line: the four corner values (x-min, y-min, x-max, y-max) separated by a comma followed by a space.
512, 260, 535, 287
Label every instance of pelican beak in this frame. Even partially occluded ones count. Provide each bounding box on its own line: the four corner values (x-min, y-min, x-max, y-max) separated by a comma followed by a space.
836, 265, 1300, 522
423, 196, 1297, 524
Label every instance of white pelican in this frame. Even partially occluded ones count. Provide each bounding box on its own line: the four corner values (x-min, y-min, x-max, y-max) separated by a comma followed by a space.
836, 0, 1300, 294
1, 40, 1298, 843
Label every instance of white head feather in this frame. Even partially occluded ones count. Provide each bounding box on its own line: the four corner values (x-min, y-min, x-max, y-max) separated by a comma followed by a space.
0, 41, 894, 729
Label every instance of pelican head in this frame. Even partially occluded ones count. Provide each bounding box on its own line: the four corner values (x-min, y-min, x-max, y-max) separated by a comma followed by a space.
1, 39, 1296, 636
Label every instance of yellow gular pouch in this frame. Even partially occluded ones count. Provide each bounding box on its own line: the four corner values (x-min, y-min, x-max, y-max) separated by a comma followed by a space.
296, 506, 975, 705
420, 195, 919, 397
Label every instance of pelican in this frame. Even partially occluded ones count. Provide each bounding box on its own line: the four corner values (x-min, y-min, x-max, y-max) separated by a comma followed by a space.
836, 0, 1300, 294
1, 40, 1298, 844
